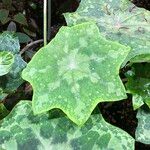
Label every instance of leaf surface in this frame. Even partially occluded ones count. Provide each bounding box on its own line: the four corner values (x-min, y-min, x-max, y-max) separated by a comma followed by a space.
126, 64, 150, 110
0, 100, 135, 150
13, 13, 28, 26
136, 107, 150, 144
0, 32, 26, 100
64, 0, 150, 65
0, 51, 14, 76
22, 22, 130, 125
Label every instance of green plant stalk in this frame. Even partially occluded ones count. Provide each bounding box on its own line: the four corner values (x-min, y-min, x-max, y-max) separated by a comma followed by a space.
44, 0, 47, 46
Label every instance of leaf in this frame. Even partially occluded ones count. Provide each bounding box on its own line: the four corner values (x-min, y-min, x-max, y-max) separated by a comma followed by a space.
23, 27, 36, 37
22, 22, 130, 125
136, 107, 150, 144
13, 13, 28, 26
0, 9, 9, 25
2, 0, 12, 6
0, 88, 7, 101
0, 51, 14, 76
0, 100, 135, 150
15, 32, 31, 43
1, 55, 26, 93
0, 32, 20, 54
64, 0, 150, 65
7, 21, 17, 32
126, 63, 150, 110
0, 103, 9, 120
0, 32, 26, 99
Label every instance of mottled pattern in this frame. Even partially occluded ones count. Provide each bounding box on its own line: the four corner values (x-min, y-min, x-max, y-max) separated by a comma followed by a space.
0, 32, 26, 99
64, 0, 150, 65
0, 101, 135, 150
22, 22, 130, 125
126, 63, 150, 110
136, 107, 150, 144
0, 32, 20, 54
0, 51, 14, 76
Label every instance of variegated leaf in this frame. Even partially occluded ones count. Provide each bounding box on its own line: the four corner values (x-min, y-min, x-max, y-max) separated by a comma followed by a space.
0, 32, 26, 100
0, 51, 14, 76
22, 22, 130, 125
64, 0, 150, 65
0, 100, 135, 150
136, 107, 150, 144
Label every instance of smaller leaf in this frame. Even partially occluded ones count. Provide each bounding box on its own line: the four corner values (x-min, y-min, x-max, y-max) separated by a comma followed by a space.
0, 51, 14, 76
15, 32, 31, 43
7, 21, 17, 32
13, 13, 28, 26
0, 88, 7, 101
126, 63, 150, 110
2, 0, 12, 6
0, 103, 9, 120
23, 27, 36, 37
0, 32, 20, 54
136, 107, 150, 144
0, 9, 9, 24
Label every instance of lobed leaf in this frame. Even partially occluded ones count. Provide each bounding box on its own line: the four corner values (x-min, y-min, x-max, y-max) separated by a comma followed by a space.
22, 22, 130, 125
64, 0, 150, 65
136, 107, 150, 144
0, 51, 14, 76
0, 32, 26, 100
0, 100, 135, 150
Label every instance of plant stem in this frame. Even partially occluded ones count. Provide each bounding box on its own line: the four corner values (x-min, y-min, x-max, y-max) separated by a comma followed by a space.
44, 0, 47, 46
48, 0, 51, 41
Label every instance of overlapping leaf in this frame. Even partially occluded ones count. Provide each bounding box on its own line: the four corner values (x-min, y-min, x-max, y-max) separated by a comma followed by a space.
0, 32, 26, 100
126, 63, 150, 110
136, 107, 150, 144
0, 103, 9, 120
0, 100, 135, 150
22, 22, 130, 125
64, 0, 150, 65
0, 51, 14, 76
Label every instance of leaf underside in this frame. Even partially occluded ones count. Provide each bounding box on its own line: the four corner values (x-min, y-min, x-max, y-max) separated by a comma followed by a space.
22, 22, 130, 125
64, 0, 150, 65
0, 100, 135, 150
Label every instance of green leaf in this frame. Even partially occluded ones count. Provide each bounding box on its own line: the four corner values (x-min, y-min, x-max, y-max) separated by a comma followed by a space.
0, 88, 7, 101
22, 22, 130, 125
13, 13, 28, 26
0, 32, 20, 54
0, 51, 14, 76
23, 27, 36, 37
0, 9, 9, 24
0, 32, 26, 100
2, 0, 12, 6
126, 63, 150, 110
64, 0, 150, 65
15, 32, 31, 43
0, 103, 9, 120
0, 100, 135, 150
136, 107, 150, 144
1, 55, 26, 93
